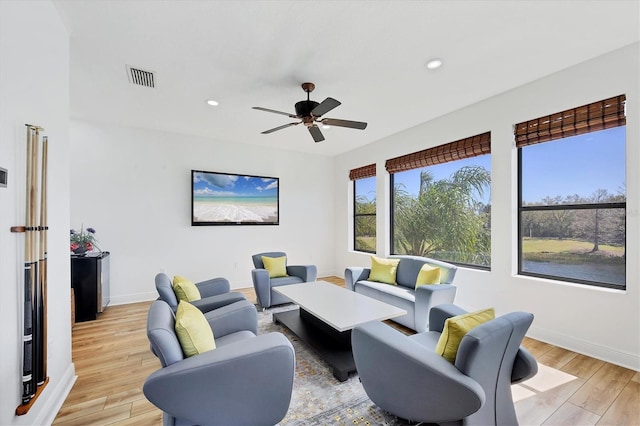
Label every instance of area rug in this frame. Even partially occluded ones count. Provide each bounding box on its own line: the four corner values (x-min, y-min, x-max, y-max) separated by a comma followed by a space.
258, 305, 418, 426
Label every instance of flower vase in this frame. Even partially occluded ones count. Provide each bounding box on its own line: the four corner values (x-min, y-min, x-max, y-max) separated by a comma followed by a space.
73, 246, 88, 255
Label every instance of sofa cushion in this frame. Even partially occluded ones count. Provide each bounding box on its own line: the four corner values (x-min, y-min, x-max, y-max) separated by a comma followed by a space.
415, 264, 442, 289
356, 280, 415, 302
262, 256, 288, 278
408, 330, 442, 350
214, 330, 256, 348
270, 275, 304, 287
173, 276, 202, 302
436, 308, 495, 363
393, 256, 427, 288
369, 256, 400, 285
175, 301, 216, 357
355, 280, 416, 330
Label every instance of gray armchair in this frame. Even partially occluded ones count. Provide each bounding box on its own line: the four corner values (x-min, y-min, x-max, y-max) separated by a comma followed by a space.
155, 272, 246, 313
251, 251, 317, 309
144, 299, 296, 426
352, 304, 538, 425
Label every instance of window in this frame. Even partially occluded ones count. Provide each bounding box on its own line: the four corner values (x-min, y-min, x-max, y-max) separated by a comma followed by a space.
351, 164, 376, 253
387, 132, 491, 268
516, 95, 626, 289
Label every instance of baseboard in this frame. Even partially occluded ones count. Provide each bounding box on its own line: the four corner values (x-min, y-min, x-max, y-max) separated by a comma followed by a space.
528, 325, 640, 371
34, 362, 77, 425
108, 291, 157, 306
113, 273, 344, 304
230, 279, 253, 290
319, 271, 343, 280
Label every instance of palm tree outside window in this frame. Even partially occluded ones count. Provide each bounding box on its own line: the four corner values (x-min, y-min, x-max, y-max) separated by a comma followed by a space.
388, 132, 492, 269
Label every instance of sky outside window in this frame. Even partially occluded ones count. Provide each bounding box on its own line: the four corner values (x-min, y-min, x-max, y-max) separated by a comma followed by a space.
521, 127, 626, 204
355, 176, 376, 202
393, 155, 491, 205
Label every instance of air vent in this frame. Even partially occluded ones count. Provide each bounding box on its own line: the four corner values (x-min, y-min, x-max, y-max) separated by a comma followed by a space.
126, 65, 155, 88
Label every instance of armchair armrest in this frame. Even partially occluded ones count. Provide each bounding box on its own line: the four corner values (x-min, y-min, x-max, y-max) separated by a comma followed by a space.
344, 267, 370, 291
428, 303, 468, 333
196, 277, 231, 297
144, 332, 295, 426
204, 300, 257, 336
414, 284, 458, 333
251, 268, 271, 308
352, 321, 485, 423
287, 264, 317, 282
190, 292, 247, 313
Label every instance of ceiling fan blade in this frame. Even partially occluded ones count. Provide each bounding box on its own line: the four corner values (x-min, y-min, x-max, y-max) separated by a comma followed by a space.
322, 118, 368, 130
311, 97, 341, 117
308, 125, 325, 143
261, 122, 300, 134
252, 106, 298, 118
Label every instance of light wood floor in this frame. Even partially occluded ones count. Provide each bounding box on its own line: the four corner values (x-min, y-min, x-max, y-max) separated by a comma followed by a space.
53, 277, 639, 425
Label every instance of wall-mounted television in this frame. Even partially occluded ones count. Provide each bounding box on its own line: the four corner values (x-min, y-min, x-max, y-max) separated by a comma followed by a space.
192, 170, 279, 226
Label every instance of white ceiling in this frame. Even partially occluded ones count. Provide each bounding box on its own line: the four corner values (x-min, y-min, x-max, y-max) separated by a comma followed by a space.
54, 0, 639, 157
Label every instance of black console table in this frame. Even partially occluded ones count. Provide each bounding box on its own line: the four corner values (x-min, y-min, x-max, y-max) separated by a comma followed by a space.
71, 251, 110, 322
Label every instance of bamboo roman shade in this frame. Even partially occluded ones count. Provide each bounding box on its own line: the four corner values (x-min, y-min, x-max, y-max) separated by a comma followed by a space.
514, 95, 626, 148
349, 163, 376, 180
385, 132, 491, 174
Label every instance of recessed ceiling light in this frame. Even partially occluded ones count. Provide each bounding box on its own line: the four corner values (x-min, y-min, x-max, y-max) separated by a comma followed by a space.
425, 58, 443, 70
206, 100, 219, 106
322, 124, 331, 130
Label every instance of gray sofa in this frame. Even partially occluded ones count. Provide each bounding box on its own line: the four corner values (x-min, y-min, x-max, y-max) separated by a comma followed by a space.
144, 299, 296, 426
345, 255, 457, 332
352, 304, 538, 425
155, 272, 246, 313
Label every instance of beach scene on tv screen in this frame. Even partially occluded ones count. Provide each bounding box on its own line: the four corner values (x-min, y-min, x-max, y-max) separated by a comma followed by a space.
193, 171, 278, 223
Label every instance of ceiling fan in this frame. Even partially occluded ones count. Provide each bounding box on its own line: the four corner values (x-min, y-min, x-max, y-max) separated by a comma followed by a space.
252, 82, 367, 143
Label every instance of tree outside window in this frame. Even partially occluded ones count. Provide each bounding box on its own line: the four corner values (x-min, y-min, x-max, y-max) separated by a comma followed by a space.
392, 156, 491, 268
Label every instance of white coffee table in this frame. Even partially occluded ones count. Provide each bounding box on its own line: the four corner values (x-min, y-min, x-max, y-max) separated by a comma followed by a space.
273, 280, 406, 381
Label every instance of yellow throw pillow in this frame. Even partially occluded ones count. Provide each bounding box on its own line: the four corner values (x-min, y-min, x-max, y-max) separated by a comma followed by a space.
175, 301, 216, 357
262, 256, 288, 278
415, 264, 442, 289
369, 256, 400, 285
172, 276, 201, 302
435, 308, 495, 363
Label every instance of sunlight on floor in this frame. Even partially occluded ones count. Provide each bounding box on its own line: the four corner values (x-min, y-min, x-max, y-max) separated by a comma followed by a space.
512, 384, 537, 403
513, 363, 578, 402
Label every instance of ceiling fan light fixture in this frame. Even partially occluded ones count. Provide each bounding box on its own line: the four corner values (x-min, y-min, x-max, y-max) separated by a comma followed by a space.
425, 58, 443, 70
206, 99, 219, 106
253, 82, 367, 143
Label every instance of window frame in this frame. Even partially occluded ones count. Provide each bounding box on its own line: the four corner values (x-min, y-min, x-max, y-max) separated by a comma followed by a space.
516, 148, 626, 290
387, 132, 492, 270
353, 179, 376, 254
351, 166, 377, 254
515, 95, 627, 290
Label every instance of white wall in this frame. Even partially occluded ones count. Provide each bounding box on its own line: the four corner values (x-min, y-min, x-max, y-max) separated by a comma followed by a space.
0, 1, 75, 425
334, 43, 640, 370
69, 121, 336, 304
